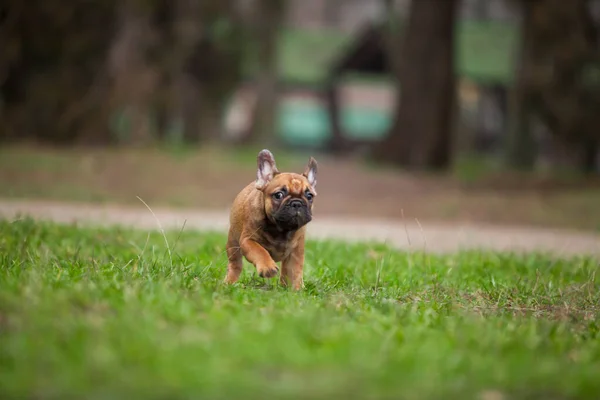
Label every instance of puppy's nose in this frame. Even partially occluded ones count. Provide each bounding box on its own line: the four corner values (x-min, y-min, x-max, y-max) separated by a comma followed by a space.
289, 199, 303, 209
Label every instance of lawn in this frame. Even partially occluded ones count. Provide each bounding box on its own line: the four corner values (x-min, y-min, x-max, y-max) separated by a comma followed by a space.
1, 218, 599, 399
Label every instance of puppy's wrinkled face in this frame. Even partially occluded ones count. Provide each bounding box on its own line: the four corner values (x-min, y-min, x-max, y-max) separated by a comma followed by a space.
255, 149, 318, 232
265, 173, 316, 231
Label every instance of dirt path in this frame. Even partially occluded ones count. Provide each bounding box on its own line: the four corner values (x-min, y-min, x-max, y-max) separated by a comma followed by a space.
1, 199, 598, 258
3, 146, 600, 231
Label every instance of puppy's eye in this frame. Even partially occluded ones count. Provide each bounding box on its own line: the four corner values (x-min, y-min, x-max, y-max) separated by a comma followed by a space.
272, 191, 284, 200
305, 190, 314, 201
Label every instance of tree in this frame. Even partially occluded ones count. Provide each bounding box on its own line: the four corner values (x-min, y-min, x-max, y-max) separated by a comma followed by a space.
247, 0, 286, 145
175, 0, 246, 144
506, 0, 600, 174
0, 0, 246, 146
106, 0, 156, 145
374, 0, 460, 170
0, 0, 117, 144
505, 0, 537, 170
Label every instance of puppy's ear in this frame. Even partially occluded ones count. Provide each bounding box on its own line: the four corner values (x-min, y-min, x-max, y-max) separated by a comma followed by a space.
256, 149, 279, 190
303, 157, 318, 188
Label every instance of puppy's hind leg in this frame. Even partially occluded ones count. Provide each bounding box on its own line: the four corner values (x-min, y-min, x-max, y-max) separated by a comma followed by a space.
225, 234, 243, 284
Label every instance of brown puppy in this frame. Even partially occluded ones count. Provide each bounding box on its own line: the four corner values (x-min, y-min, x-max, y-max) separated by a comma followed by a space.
224, 149, 318, 290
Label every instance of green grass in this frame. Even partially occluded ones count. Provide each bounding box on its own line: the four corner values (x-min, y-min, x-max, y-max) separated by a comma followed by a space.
1, 219, 599, 399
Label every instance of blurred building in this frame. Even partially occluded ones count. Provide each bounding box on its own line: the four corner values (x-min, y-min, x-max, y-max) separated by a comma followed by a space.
226, 0, 518, 151
226, 0, 599, 171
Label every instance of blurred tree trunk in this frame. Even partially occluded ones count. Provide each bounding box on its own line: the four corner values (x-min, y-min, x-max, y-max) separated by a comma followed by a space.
154, 71, 171, 142
179, 76, 201, 144
248, 0, 285, 145
0, 0, 116, 145
171, 0, 203, 144
1, 0, 247, 147
151, 0, 175, 142
0, 1, 26, 141
374, 0, 459, 170
170, 0, 245, 145
325, 81, 346, 153
581, 138, 599, 174
382, 0, 402, 75
507, 0, 600, 174
107, 0, 156, 145
505, 1, 537, 170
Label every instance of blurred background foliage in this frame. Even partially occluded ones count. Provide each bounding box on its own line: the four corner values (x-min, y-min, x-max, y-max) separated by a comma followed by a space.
1, 0, 599, 174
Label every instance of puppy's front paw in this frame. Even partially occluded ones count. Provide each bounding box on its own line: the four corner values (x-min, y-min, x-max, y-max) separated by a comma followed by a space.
257, 263, 279, 278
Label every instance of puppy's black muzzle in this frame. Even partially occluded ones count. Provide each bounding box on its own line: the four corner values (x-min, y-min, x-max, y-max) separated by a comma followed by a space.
274, 199, 312, 231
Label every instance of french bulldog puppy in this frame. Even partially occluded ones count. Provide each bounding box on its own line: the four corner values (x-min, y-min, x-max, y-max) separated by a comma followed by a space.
224, 149, 318, 290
